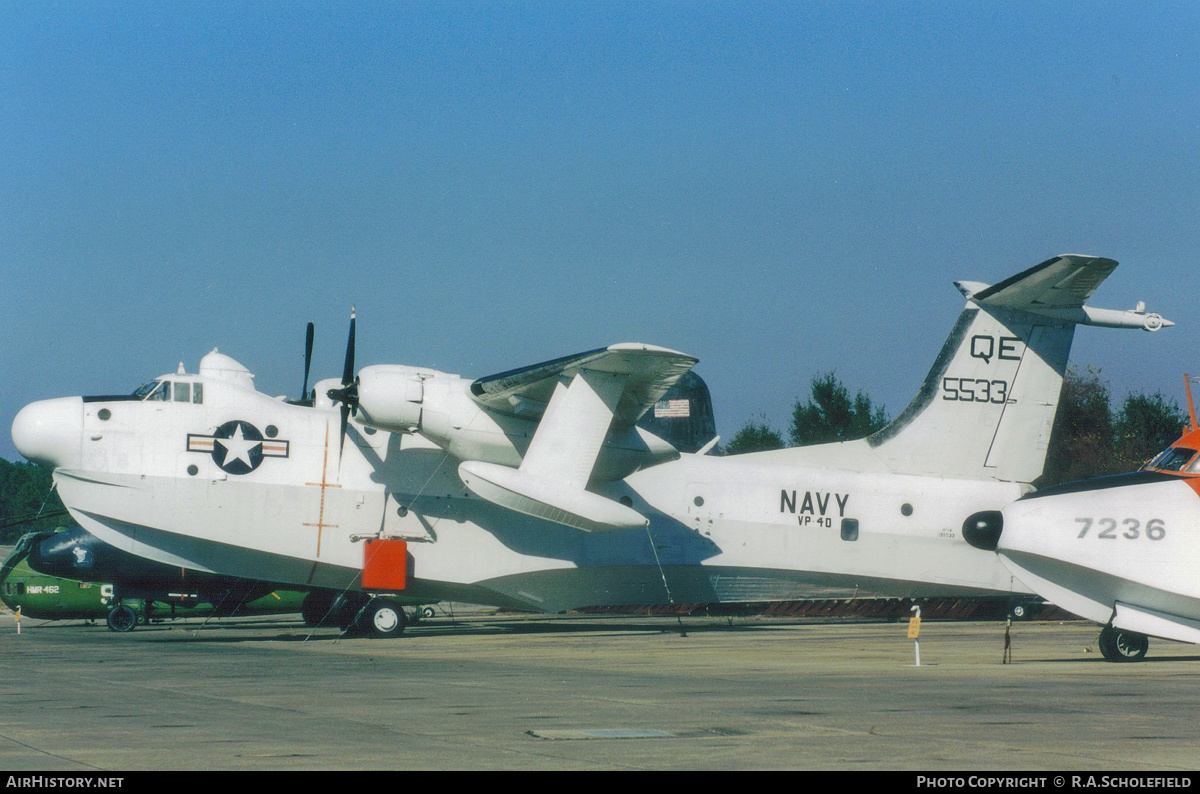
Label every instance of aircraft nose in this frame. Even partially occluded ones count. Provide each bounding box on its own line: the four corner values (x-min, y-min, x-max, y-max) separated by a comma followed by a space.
11, 397, 84, 470
26, 528, 92, 578
962, 510, 1004, 551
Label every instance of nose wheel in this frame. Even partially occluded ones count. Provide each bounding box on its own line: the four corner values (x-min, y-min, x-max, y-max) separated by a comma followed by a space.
1098, 625, 1149, 662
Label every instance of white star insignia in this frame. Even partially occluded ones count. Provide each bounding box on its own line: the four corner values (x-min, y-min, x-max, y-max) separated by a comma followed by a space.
216, 423, 261, 469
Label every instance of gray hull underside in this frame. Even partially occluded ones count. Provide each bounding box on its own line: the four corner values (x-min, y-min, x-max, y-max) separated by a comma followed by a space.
74, 508, 1014, 614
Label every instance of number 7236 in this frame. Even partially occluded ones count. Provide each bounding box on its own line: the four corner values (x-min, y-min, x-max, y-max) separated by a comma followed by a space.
1076, 517, 1165, 540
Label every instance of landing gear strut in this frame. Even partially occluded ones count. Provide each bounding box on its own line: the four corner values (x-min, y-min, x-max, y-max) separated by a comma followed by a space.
1098, 625, 1149, 662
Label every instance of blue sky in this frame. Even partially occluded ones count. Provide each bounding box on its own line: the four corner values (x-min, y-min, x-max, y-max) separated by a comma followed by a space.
2, 1, 1198, 461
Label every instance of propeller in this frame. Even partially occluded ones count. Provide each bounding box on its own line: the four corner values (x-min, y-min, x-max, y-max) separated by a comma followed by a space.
301, 322, 314, 402
326, 307, 359, 455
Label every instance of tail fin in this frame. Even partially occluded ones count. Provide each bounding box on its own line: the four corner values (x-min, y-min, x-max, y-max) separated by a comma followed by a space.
867, 254, 1170, 483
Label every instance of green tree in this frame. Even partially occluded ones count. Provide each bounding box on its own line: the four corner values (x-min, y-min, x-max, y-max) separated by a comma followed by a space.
1039, 367, 1118, 487
724, 421, 785, 455
0, 458, 66, 543
790, 372, 888, 447
1039, 367, 1190, 487
1113, 391, 1188, 470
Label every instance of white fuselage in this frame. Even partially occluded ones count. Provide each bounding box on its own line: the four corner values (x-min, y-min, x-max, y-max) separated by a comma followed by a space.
22, 371, 1034, 613
14, 254, 1170, 614
996, 474, 1200, 636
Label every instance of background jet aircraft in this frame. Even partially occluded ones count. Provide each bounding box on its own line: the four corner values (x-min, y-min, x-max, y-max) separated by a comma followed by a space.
11, 255, 1172, 637
965, 375, 1200, 662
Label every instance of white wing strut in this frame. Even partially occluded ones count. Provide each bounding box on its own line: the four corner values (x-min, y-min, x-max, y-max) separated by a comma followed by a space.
459, 370, 649, 531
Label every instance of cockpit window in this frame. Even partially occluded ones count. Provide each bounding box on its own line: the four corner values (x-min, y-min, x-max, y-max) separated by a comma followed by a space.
1147, 446, 1198, 472
11, 532, 37, 559
135, 381, 170, 402
132, 379, 201, 404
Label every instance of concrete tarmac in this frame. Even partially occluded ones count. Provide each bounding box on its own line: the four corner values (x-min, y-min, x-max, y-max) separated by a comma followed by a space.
1, 610, 1199, 771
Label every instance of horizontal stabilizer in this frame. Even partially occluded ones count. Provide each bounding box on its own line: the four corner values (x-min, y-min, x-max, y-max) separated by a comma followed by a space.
962, 254, 1118, 308
459, 460, 648, 531
958, 254, 1173, 332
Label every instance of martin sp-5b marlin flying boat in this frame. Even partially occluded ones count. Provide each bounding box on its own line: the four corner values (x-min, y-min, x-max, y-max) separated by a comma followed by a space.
12, 255, 1172, 637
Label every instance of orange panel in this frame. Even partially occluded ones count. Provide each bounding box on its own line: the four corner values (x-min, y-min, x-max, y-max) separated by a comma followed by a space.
362, 539, 408, 591
1185, 477, 1200, 500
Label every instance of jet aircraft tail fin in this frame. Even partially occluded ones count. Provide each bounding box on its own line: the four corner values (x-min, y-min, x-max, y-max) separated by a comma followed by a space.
865, 254, 1169, 484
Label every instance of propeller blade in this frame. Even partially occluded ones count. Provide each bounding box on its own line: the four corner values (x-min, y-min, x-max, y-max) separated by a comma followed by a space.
331, 306, 358, 459
339, 403, 350, 458
302, 322, 314, 401
342, 307, 356, 388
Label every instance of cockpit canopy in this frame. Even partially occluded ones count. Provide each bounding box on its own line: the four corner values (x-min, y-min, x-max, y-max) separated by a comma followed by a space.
127, 350, 258, 405
1140, 375, 1200, 475
132, 379, 204, 404
1143, 432, 1200, 475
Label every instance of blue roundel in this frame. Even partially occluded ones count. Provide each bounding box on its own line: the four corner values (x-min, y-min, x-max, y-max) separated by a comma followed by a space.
210, 420, 265, 475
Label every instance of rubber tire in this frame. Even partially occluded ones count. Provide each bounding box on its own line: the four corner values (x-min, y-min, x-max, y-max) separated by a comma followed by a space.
358, 598, 407, 639
329, 593, 368, 631
106, 604, 139, 633
421, 606, 436, 619
301, 592, 336, 627
1098, 625, 1149, 662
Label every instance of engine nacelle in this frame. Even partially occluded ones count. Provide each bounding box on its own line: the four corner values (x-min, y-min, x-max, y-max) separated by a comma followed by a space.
355, 365, 432, 434
350, 365, 682, 481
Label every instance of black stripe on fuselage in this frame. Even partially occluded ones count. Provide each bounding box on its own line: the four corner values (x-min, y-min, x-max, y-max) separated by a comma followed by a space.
867, 308, 978, 447
1021, 470, 1183, 500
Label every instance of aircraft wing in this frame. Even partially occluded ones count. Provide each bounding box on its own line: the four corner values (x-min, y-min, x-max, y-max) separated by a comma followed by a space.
460, 343, 697, 531
967, 254, 1119, 309
468, 343, 698, 428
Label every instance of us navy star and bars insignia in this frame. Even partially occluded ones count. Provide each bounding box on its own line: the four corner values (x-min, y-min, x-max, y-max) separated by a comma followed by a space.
187, 420, 289, 474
